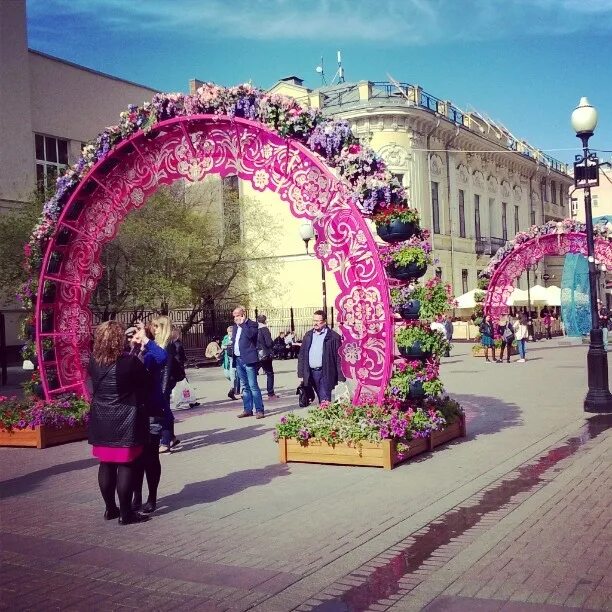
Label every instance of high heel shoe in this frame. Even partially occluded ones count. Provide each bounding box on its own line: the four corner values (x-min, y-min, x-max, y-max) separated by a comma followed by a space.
118, 512, 150, 525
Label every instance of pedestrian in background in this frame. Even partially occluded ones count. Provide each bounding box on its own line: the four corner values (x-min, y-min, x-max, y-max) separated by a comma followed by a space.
297, 310, 345, 403
88, 321, 150, 525
233, 306, 265, 419
497, 316, 515, 363
443, 315, 453, 357
221, 325, 240, 400
479, 314, 496, 363
514, 314, 529, 362
257, 314, 279, 400
598, 300, 609, 351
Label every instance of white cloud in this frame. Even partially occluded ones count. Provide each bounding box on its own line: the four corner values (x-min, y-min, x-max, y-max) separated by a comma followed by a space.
27, 0, 612, 44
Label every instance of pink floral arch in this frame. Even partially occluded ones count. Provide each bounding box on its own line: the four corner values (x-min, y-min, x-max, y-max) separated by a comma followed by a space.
484, 222, 612, 319
33, 115, 394, 401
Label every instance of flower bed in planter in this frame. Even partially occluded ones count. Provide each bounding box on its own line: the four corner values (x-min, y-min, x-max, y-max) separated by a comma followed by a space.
276, 396, 464, 470
0, 424, 88, 449
0, 395, 89, 449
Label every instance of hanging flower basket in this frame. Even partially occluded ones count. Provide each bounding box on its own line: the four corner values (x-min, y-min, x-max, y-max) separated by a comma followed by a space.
399, 341, 430, 360
376, 220, 419, 243
398, 299, 421, 321
387, 262, 427, 281
408, 380, 425, 398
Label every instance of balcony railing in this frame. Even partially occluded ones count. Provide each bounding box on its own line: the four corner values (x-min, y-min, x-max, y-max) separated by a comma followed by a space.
475, 236, 507, 256
322, 81, 568, 175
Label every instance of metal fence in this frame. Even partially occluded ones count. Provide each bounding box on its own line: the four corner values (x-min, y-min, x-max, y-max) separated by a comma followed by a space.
92, 306, 335, 349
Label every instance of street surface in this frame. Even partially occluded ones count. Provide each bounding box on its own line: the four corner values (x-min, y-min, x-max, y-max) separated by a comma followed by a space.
1, 341, 611, 611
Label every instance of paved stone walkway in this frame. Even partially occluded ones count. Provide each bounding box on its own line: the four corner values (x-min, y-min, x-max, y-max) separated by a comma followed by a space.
1, 342, 611, 611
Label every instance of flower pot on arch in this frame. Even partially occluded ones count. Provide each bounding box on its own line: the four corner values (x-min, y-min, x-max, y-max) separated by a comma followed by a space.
376, 220, 418, 243
387, 262, 427, 281
397, 299, 420, 321
398, 341, 431, 360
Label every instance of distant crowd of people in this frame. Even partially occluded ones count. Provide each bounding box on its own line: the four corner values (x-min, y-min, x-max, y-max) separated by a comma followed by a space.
87, 307, 345, 525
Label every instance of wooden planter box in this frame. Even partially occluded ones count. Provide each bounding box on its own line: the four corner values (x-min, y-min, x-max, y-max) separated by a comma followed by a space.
0, 424, 87, 449
278, 416, 465, 470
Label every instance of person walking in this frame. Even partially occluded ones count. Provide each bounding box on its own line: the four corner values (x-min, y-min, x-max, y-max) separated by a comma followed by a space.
542, 312, 553, 340
87, 321, 150, 525
443, 315, 453, 357
130, 324, 167, 514
257, 314, 279, 400
479, 314, 496, 362
514, 314, 529, 362
598, 301, 609, 351
297, 310, 345, 403
221, 325, 241, 400
497, 316, 515, 363
233, 306, 265, 419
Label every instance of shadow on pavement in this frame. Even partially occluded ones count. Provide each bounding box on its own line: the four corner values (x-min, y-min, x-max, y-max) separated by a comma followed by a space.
452, 393, 523, 439
176, 425, 271, 451
0, 457, 98, 499
155, 463, 291, 514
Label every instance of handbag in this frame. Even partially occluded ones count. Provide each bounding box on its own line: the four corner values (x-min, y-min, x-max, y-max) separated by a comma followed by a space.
296, 382, 313, 408
170, 378, 197, 410
503, 326, 514, 342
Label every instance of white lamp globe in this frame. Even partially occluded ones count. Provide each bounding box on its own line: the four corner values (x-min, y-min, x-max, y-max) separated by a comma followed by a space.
299, 221, 315, 242
571, 97, 598, 136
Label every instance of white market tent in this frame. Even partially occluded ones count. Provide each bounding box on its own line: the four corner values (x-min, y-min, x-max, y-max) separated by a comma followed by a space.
545, 285, 561, 306
506, 287, 528, 306
455, 289, 481, 309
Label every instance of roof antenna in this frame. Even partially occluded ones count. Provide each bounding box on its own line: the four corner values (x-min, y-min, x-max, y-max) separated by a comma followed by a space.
315, 56, 326, 84
330, 50, 345, 85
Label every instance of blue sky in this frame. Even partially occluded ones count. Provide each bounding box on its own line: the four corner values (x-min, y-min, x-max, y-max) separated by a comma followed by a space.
27, 0, 612, 164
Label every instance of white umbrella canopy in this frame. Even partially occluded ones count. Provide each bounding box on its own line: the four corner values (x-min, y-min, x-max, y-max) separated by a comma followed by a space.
528, 284, 549, 304
506, 287, 528, 306
455, 289, 484, 309
545, 285, 561, 306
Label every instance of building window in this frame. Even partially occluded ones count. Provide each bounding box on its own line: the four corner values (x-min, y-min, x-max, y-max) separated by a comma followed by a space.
571, 198, 579, 217
551, 180, 557, 204
593, 194, 599, 208
392, 173, 404, 185
514, 205, 520, 235
541, 179, 547, 203
222, 175, 241, 244
502, 202, 508, 240
35, 134, 68, 191
531, 207, 536, 226
431, 181, 440, 234
435, 267, 442, 280
559, 183, 565, 208
474, 194, 481, 239
461, 269, 469, 294
458, 189, 466, 238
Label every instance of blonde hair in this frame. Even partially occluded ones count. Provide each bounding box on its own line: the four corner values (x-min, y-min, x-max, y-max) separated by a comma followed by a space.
152, 315, 173, 349
93, 321, 125, 365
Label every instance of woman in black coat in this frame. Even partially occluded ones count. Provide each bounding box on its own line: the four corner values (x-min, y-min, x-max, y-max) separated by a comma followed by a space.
88, 321, 150, 525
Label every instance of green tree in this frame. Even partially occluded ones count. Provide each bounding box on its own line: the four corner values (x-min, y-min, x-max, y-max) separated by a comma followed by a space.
91, 180, 281, 329
0, 192, 47, 306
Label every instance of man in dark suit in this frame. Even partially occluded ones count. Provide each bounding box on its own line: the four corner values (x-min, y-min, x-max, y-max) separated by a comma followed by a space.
232, 306, 265, 419
297, 310, 345, 403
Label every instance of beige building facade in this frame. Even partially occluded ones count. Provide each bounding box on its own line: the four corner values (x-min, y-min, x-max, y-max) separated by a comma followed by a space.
0, 0, 158, 210
0, 0, 157, 354
570, 167, 612, 223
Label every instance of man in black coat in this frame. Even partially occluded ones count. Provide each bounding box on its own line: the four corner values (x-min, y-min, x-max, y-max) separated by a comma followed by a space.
232, 306, 265, 419
297, 310, 345, 403
256, 314, 278, 400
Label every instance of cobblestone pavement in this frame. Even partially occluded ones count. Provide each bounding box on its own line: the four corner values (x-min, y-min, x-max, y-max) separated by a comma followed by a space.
1, 342, 611, 611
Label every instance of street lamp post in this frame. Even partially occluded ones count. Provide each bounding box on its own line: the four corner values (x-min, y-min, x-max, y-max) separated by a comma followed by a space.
299, 221, 328, 316
571, 97, 612, 413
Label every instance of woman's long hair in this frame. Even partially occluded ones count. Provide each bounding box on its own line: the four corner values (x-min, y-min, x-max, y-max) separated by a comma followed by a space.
152, 315, 172, 349
93, 321, 125, 366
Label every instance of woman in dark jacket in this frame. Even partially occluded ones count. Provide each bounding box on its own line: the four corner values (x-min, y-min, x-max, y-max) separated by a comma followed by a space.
88, 321, 150, 525
479, 315, 496, 362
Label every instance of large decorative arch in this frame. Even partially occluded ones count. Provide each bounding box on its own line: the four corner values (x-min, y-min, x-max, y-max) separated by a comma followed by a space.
23, 86, 423, 403
482, 220, 612, 319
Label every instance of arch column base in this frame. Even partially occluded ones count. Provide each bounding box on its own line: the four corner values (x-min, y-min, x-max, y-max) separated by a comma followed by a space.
584, 329, 612, 413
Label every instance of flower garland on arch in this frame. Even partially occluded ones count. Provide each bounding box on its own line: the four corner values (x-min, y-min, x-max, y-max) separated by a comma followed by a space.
18, 82, 419, 307
479, 218, 612, 284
